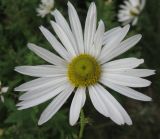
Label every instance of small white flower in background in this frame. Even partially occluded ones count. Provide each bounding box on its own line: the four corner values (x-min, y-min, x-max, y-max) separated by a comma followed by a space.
36, 0, 54, 18
15, 2, 155, 126
0, 81, 9, 103
118, 0, 146, 26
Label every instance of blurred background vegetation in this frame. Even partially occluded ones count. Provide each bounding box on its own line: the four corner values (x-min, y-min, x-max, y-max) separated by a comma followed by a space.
0, 0, 160, 139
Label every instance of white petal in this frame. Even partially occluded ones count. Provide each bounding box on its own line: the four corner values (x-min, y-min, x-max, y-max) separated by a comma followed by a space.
118, 10, 130, 15
19, 79, 67, 101
15, 65, 66, 77
102, 58, 144, 70
132, 17, 138, 26
91, 20, 105, 58
50, 21, 76, 57
89, 85, 109, 117
122, 19, 133, 26
118, 16, 132, 22
119, 4, 128, 10
101, 79, 152, 101
39, 26, 70, 61
118, 12, 130, 18
17, 82, 68, 110
99, 25, 130, 64
84, 2, 97, 53
28, 43, 66, 66
118, 13, 130, 19
106, 24, 130, 46
103, 27, 122, 45
69, 87, 86, 126
102, 34, 142, 62
140, 0, 146, 10
104, 69, 155, 77
93, 84, 125, 125
81, 89, 86, 108
1, 87, 9, 93
95, 84, 132, 125
15, 76, 67, 92
68, 2, 84, 53
38, 84, 74, 125
101, 73, 151, 88
129, 0, 140, 6
1, 95, 4, 103
124, 1, 133, 8
52, 9, 79, 54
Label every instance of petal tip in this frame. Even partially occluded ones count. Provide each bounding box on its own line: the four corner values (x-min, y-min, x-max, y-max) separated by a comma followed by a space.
39, 25, 43, 30
17, 106, 24, 110
38, 120, 43, 126
99, 20, 104, 25
148, 80, 152, 86
50, 20, 56, 26
14, 87, 18, 91
125, 24, 130, 29
69, 120, 75, 126
140, 59, 144, 64
67, 1, 72, 7
27, 43, 34, 49
127, 122, 133, 126
17, 107, 21, 110
146, 97, 152, 101
89, 1, 96, 6
14, 67, 19, 72
137, 34, 142, 39
38, 116, 47, 126
16, 103, 21, 107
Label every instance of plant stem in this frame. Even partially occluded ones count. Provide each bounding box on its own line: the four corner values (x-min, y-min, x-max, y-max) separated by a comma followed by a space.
78, 109, 86, 139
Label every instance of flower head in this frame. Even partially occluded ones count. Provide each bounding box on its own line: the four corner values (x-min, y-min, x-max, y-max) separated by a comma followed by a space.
15, 2, 154, 126
36, 0, 54, 18
118, 0, 146, 26
0, 81, 9, 103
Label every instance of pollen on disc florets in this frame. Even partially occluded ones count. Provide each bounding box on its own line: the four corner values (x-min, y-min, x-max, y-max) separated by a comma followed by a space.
68, 54, 101, 87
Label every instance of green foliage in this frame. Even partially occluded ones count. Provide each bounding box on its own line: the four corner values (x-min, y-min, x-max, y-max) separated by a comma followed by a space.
0, 0, 160, 139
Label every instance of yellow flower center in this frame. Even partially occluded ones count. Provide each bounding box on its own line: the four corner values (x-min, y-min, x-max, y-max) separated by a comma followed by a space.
130, 7, 140, 16
68, 54, 101, 87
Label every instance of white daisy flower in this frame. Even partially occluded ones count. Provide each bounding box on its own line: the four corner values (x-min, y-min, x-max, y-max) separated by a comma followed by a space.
15, 2, 155, 126
0, 81, 9, 103
118, 0, 146, 26
36, 0, 54, 18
